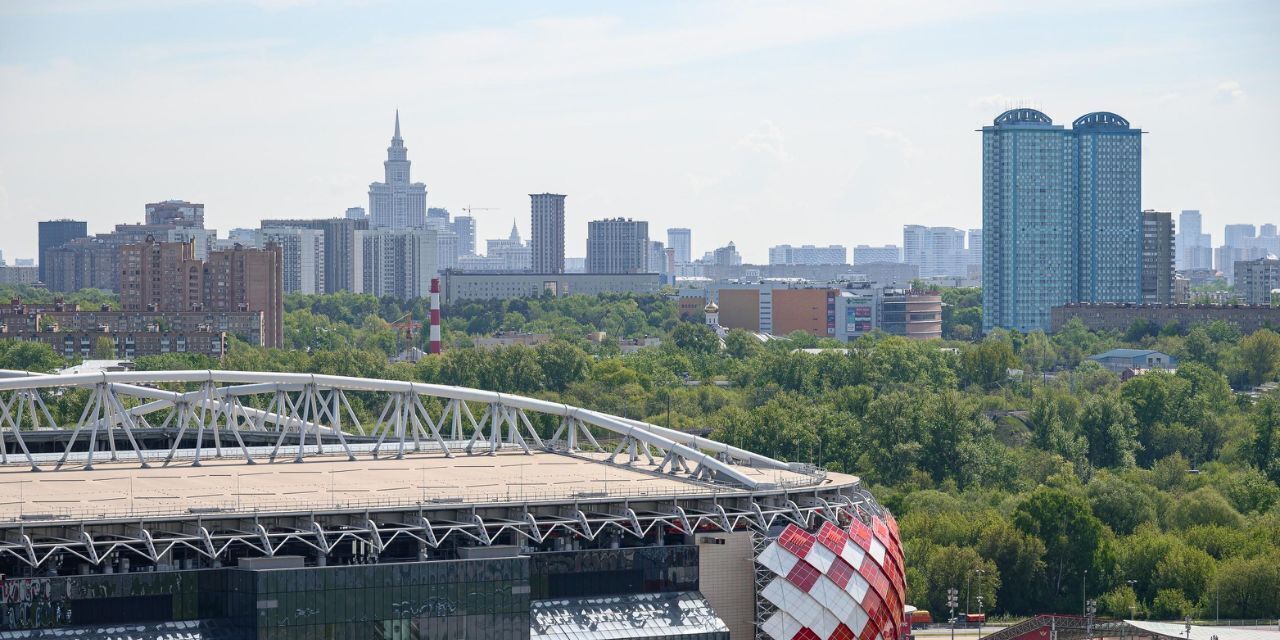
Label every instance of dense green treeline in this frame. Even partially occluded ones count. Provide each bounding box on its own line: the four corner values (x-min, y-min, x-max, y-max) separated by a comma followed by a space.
4, 287, 1280, 618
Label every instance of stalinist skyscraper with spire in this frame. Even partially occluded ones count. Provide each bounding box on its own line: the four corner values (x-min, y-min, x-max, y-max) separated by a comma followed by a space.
368, 111, 427, 229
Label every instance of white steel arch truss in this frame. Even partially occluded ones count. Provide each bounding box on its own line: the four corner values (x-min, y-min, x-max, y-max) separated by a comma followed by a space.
0, 370, 814, 488
0, 370, 854, 570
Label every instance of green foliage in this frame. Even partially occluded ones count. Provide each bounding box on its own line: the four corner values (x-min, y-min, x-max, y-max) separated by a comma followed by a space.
1212, 551, 1280, 617
1079, 393, 1140, 468
1086, 472, 1157, 535
1012, 487, 1107, 608
0, 341, 64, 372
670, 321, 719, 355
1097, 584, 1139, 618
1237, 329, 1280, 387
961, 339, 1019, 388
1150, 588, 1194, 619
1165, 486, 1244, 530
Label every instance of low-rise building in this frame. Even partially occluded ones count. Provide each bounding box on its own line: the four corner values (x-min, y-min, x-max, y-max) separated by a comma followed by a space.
1088, 348, 1177, 375
685, 280, 941, 341
474, 332, 552, 348
1051, 302, 1280, 334
0, 299, 265, 358
444, 272, 661, 304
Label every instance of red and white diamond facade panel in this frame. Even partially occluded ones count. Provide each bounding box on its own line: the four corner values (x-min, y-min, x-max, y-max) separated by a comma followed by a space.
757, 514, 907, 640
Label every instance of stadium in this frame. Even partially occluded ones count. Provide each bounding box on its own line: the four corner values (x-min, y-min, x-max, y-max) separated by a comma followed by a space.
0, 370, 905, 639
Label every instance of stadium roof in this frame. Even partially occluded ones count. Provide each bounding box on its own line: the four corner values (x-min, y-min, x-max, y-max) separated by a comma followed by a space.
0, 449, 832, 521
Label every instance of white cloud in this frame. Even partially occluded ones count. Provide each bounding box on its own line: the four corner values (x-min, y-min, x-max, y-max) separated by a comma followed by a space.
1215, 80, 1245, 102
864, 127, 914, 160
738, 121, 791, 163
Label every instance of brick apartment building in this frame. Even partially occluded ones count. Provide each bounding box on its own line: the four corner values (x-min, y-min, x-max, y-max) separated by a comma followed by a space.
117, 237, 283, 348
0, 299, 265, 359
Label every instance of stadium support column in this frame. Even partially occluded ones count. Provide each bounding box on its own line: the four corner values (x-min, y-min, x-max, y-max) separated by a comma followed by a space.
429, 277, 442, 354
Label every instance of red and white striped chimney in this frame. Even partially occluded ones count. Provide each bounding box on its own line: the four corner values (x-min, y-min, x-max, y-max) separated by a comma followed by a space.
428, 278, 442, 354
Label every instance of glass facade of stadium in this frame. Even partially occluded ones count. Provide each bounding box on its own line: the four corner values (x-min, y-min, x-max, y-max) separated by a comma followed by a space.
0, 516, 906, 640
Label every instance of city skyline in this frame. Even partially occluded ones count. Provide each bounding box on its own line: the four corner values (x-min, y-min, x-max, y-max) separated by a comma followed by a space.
1, 1, 1277, 264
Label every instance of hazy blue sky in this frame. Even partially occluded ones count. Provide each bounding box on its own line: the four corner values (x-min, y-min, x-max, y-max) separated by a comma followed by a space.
1, 0, 1276, 264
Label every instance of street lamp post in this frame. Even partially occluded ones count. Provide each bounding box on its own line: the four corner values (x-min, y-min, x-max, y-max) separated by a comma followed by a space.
1086, 599, 1097, 640
1082, 569, 1089, 617
948, 587, 959, 640
1126, 580, 1138, 620
967, 572, 973, 615
977, 595, 985, 639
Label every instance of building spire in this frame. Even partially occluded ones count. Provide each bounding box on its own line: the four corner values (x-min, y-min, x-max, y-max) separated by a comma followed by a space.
509, 219, 520, 242
393, 109, 401, 140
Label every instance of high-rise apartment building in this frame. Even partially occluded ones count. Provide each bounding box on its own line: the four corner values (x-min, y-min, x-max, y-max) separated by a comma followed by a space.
1224, 224, 1256, 250
368, 112, 427, 229
119, 238, 202, 312
768, 245, 847, 266
1075, 112, 1143, 303
38, 219, 88, 283
435, 230, 459, 272
45, 223, 177, 292
587, 218, 649, 274
982, 109, 1144, 332
903, 226, 966, 277
1176, 210, 1213, 271
262, 218, 368, 294
260, 228, 325, 294
118, 238, 282, 347
531, 194, 565, 273
667, 228, 692, 264
427, 207, 450, 226
203, 244, 284, 348
648, 241, 667, 277
1141, 210, 1175, 304
712, 243, 742, 267
145, 200, 204, 228
345, 207, 367, 221
852, 245, 901, 264
353, 229, 438, 299
452, 216, 476, 256
1234, 258, 1280, 305
967, 230, 983, 267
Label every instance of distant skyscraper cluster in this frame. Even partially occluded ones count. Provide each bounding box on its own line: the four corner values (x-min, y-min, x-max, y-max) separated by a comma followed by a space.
21, 105, 1278, 345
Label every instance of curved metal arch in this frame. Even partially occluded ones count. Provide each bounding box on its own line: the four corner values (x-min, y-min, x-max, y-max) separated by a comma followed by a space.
1072, 111, 1130, 129
994, 108, 1052, 126
0, 370, 798, 489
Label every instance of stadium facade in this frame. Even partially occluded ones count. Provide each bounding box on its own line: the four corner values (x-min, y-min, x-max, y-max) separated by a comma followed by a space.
0, 370, 904, 639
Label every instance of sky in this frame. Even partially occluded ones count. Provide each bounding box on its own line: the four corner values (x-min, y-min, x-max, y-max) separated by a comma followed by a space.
0, 0, 1277, 265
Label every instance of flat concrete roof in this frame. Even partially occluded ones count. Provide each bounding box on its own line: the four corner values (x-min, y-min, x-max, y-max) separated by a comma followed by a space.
0, 449, 844, 522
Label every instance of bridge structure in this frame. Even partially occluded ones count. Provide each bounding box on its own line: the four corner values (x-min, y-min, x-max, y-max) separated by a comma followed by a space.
0, 370, 877, 574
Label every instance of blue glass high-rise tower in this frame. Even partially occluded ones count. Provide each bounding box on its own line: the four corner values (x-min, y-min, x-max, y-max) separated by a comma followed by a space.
981, 108, 1143, 333
1074, 112, 1143, 304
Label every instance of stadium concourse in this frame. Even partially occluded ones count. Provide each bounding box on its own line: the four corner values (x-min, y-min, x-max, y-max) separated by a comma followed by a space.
0, 370, 907, 640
